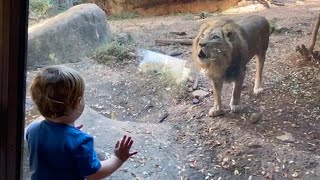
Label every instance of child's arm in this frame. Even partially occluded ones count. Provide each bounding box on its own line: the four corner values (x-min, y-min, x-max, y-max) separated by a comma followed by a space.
87, 135, 137, 180
86, 155, 123, 179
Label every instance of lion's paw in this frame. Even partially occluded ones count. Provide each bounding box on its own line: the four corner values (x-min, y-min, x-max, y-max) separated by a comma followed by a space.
254, 87, 263, 94
209, 107, 224, 117
230, 105, 241, 113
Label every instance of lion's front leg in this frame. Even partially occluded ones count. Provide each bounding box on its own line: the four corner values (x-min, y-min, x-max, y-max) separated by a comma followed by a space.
230, 72, 245, 113
209, 80, 224, 117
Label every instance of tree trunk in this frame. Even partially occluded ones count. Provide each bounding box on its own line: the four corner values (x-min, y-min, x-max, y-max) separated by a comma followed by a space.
296, 13, 320, 61
308, 13, 320, 53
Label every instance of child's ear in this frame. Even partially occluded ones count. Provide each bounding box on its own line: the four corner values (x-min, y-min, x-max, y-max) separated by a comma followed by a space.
77, 97, 84, 106
224, 29, 234, 41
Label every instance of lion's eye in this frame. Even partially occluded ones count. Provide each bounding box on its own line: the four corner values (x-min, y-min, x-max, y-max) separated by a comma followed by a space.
212, 35, 220, 40
200, 34, 205, 38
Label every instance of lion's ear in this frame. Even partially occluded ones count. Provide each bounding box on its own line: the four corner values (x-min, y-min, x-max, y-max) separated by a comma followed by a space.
223, 23, 236, 41
225, 30, 235, 41
227, 31, 233, 38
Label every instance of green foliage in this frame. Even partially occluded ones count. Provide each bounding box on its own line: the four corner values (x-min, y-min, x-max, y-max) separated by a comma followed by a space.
107, 12, 140, 20
269, 18, 279, 34
144, 69, 189, 99
93, 42, 135, 65
29, 0, 53, 17
29, 0, 73, 18
161, 72, 189, 99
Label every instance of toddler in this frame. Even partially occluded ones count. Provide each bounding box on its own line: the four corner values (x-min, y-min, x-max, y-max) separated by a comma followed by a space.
26, 65, 137, 180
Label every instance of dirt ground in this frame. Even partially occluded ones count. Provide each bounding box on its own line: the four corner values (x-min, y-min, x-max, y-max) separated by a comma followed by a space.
25, 0, 320, 179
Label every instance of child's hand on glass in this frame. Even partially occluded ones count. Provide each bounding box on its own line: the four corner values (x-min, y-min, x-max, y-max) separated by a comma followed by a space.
114, 135, 137, 162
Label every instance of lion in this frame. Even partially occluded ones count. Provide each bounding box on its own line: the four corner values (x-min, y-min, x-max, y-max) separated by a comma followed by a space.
192, 15, 270, 117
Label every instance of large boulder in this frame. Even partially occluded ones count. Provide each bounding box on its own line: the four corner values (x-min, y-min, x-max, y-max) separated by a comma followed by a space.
27, 3, 112, 69
92, 0, 241, 16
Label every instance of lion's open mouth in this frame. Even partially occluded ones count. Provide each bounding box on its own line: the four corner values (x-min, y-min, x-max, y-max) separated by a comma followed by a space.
198, 49, 207, 58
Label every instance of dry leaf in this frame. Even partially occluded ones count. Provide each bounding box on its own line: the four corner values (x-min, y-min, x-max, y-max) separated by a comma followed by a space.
292, 171, 299, 178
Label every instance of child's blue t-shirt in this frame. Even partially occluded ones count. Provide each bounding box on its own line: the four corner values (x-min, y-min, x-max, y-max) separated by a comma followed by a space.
26, 120, 101, 180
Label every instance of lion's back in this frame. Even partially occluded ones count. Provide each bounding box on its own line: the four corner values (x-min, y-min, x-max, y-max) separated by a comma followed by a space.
237, 15, 270, 56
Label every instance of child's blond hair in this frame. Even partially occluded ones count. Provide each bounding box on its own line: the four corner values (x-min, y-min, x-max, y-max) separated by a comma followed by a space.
30, 65, 85, 119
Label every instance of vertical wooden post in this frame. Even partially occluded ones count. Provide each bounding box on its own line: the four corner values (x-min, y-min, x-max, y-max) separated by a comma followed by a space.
0, 0, 28, 179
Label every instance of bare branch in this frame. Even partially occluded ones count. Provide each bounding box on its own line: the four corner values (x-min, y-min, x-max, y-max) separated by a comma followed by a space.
155, 39, 193, 46
308, 13, 320, 53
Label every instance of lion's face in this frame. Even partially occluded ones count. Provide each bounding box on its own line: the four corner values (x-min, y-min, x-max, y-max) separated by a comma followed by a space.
194, 26, 232, 64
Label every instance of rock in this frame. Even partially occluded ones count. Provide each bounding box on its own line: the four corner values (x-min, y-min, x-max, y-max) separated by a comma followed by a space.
276, 132, 295, 143
259, 105, 266, 110
128, 52, 137, 58
169, 31, 187, 36
308, 132, 320, 140
27, 3, 112, 69
307, 144, 317, 151
250, 113, 262, 124
192, 98, 200, 104
317, 74, 320, 82
192, 90, 209, 99
96, 0, 241, 16
291, 172, 299, 178
169, 51, 183, 57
